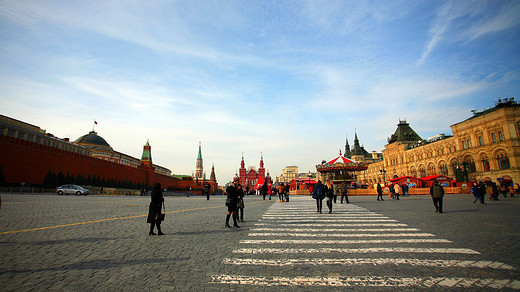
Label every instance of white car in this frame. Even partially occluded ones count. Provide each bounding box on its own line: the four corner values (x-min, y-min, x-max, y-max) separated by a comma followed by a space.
56, 184, 90, 196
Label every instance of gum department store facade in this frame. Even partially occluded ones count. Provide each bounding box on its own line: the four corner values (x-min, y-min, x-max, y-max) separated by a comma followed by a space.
357, 98, 520, 186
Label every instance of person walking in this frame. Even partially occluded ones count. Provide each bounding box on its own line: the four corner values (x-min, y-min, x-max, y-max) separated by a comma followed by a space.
430, 181, 445, 213
393, 183, 401, 200
477, 181, 487, 205
333, 182, 338, 204
262, 181, 268, 200
237, 184, 245, 222
389, 184, 396, 200
325, 180, 334, 213
225, 178, 241, 228
278, 183, 284, 202
340, 181, 349, 204
203, 182, 211, 200
376, 181, 384, 201
471, 182, 481, 204
403, 183, 409, 196
312, 180, 325, 213
147, 182, 165, 235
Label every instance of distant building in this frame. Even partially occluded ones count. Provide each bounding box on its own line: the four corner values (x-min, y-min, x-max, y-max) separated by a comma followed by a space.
357, 98, 520, 185
237, 153, 269, 192
276, 166, 299, 184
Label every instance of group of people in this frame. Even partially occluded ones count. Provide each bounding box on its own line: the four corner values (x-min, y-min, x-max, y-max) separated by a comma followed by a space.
471, 181, 516, 204
311, 180, 350, 213
224, 177, 245, 228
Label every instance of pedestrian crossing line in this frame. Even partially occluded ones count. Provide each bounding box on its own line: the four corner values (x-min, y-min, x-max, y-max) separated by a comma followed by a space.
221, 258, 515, 270
211, 275, 520, 289
247, 232, 435, 237
240, 239, 452, 244
262, 215, 390, 218
263, 212, 382, 215
232, 247, 480, 254
258, 219, 399, 222
254, 223, 409, 227
251, 228, 421, 232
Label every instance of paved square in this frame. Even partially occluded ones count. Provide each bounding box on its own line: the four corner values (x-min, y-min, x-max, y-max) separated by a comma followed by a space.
0, 193, 519, 291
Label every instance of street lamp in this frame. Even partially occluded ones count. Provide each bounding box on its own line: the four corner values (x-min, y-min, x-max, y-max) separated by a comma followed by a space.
380, 167, 387, 185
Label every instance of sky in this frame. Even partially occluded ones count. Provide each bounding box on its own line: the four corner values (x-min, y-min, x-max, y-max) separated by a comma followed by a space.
1, 0, 519, 184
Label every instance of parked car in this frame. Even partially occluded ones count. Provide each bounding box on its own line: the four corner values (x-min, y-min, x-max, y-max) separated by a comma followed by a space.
56, 184, 90, 196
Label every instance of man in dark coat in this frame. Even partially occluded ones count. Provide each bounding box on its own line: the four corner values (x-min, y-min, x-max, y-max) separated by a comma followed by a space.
262, 182, 268, 200
147, 183, 164, 235
312, 180, 325, 213
225, 178, 241, 228
204, 182, 211, 200
430, 181, 445, 213
376, 182, 384, 201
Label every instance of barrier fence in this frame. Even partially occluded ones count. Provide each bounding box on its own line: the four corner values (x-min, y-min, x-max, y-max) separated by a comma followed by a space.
290, 187, 463, 196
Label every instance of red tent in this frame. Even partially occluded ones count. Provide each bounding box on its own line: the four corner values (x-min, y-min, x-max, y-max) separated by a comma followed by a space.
389, 176, 421, 187
420, 175, 453, 187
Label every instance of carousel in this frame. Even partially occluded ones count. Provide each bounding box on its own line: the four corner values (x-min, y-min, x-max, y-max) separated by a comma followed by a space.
316, 151, 369, 183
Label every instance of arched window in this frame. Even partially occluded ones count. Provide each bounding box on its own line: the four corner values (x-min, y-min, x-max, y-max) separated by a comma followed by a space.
481, 155, 490, 171
439, 162, 448, 176
464, 156, 476, 173
410, 167, 417, 178
497, 152, 510, 169
419, 166, 426, 178
428, 163, 436, 176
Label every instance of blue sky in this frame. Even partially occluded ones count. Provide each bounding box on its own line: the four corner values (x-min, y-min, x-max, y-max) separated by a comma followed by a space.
1, 0, 519, 183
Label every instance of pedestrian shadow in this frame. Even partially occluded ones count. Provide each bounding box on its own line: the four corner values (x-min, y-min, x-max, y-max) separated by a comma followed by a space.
442, 209, 481, 214
0, 257, 188, 274
172, 230, 228, 236
0, 237, 131, 246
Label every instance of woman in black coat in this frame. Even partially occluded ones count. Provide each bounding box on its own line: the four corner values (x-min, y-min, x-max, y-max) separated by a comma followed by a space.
225, 178, 241, 228
147, 182, 164, 235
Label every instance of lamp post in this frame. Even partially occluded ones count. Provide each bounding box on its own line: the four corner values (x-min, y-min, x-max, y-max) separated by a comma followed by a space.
380, 167, 387, 185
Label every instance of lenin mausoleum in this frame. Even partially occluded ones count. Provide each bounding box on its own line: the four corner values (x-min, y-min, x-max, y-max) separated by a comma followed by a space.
0, 116, 217, 193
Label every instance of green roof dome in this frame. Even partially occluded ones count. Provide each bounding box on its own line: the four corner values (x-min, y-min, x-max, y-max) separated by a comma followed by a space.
74, 131, 111, 149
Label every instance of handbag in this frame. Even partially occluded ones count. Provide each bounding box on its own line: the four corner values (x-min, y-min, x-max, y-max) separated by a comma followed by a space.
225, 198, 232, 206
156, 202, 166, 221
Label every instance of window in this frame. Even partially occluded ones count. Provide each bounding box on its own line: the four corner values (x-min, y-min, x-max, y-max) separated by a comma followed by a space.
439, 163, 449, 176
467, 139, 471, 148
479, 136, 484, 146
497, 153, 510, 170
419, 166, 426, 178
498, 131, 504, 141
482, 156, 490, 171
492, 133, 497, 143
462, 141, 466, 149
464, 157, 476, 173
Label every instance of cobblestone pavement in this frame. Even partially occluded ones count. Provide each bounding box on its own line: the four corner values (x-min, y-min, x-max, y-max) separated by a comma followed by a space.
0, 193, 519, 291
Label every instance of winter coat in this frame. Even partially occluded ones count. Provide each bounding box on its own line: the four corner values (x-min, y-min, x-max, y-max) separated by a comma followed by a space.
430, 184, 445, 198
312, 183, 325, 199
147, 187, 164, 223
325, 185, 334, 199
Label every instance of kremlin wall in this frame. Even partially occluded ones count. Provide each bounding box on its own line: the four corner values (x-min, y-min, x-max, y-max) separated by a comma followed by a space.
0, 115, 217, 194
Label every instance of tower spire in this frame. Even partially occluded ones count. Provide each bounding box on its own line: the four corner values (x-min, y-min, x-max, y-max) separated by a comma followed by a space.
140, 140, 152, 166
195, 142, 203, 179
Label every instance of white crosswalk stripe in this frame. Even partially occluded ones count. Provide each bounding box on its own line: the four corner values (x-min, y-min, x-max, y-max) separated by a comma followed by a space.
211, 196, 518, 289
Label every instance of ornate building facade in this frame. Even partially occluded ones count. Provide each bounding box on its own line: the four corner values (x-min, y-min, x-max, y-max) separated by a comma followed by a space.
237, 153, 270, 192
357, 99, 520, 185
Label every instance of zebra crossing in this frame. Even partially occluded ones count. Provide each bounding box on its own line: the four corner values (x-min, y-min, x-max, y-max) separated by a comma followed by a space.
211, 196, 520, 289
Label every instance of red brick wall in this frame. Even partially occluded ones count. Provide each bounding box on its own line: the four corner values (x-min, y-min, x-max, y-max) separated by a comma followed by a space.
0, 135, 198, 190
